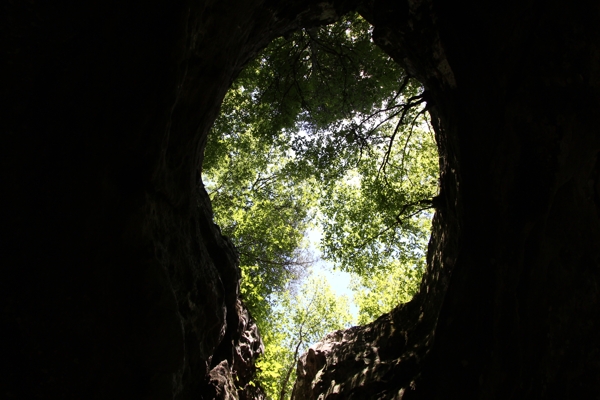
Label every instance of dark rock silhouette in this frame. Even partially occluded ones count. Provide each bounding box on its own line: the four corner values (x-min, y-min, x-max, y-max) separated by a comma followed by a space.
295, 1, 600, 398
2, 0, 599, 399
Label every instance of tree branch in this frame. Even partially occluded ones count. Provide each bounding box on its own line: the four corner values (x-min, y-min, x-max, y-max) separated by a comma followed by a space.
376, 95, 426, 180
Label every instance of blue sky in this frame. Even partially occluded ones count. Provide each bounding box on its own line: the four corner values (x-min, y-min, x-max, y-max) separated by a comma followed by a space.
306, 227, 359, 319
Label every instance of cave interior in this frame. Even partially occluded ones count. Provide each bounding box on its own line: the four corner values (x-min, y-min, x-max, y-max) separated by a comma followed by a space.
2, 0, 600, 399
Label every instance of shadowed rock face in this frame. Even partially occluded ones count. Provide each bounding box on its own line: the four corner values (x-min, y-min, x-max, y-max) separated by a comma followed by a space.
2, 0, 357, 398
294, 1, 600, 399
2, 0, 599, 399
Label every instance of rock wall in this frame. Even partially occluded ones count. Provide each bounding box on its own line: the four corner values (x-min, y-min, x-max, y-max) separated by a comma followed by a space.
2, 0, 357, 398
294, 0, 600, 398
3, 0, 600, 399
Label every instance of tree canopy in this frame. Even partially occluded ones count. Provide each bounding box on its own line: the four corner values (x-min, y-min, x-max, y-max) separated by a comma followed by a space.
255, 275, 353, 400
202, 12, 438, 399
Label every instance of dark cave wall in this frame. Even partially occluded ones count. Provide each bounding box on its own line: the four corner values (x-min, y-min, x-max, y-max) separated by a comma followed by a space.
294, 1, 600, 399
3, 0, 600, 399
2, 0, 357, 398
406, 1, 600, 397
420, 2, 600, 397
3, 2, 191, 398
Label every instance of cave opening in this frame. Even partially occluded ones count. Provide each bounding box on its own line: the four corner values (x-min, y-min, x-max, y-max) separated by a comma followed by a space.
6, 1, 600, 398
200, 12, 440, 399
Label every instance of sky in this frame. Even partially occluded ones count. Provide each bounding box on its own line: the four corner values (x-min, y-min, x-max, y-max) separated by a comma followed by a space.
306, 227, 359, 319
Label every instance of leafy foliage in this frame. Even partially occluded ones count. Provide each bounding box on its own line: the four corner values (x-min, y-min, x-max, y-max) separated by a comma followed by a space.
203, 11, 439, 399
352, 256, 426, 325
318, 121, 438, 276
256, 275, 353, 400
204, 123, 317, 325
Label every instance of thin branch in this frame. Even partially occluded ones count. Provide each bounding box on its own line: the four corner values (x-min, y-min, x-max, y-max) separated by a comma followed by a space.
399, 105, 429, 186
376, 96, 426, 179
279, 291, 319, 400
353, 199, 434, 251
279, 336, 304, 400
352, 76, 411, 128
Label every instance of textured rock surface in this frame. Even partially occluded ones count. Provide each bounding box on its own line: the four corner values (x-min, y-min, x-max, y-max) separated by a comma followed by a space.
3, 0, 600, 399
